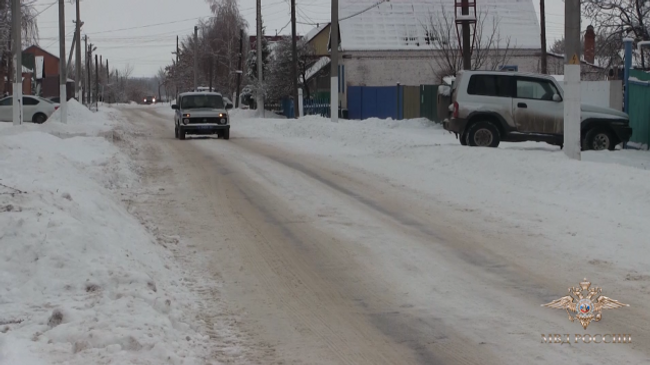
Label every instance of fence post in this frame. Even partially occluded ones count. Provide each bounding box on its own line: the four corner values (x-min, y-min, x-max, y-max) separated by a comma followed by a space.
396, 82, 401, 120
298, 88, 304, 117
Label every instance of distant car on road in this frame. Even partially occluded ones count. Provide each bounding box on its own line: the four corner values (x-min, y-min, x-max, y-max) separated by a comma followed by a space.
48, 96, 60, 103
0, 95, 60, 124
142, 96, 157, 104
172, 92, 233, 140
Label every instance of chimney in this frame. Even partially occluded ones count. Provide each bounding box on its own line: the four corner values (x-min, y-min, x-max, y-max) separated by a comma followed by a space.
584, 25, 596, 64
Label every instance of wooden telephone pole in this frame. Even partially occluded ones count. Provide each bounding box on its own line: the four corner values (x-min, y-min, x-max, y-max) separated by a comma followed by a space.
291, 0, 299, 118
540, 0, 548, 74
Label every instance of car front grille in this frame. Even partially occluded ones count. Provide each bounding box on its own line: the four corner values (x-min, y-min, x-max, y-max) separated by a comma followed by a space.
188, 117, 226, 124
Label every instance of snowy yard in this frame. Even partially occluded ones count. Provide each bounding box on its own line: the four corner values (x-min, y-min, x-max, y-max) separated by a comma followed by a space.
222, 109, 650, 277
0, 102, 212, 365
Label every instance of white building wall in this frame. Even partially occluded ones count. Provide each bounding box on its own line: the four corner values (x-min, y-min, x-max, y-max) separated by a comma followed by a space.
339, 49, 540, 109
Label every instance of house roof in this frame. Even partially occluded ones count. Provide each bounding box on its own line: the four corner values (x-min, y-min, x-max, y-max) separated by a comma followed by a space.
23, 45, 60, 60
304, 57, 331, 82
304, 24, 329, 44
338, 0, 541, 51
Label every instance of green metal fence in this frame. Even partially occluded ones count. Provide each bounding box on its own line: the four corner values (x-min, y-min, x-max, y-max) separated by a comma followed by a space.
420, 85, 440, 122
628, 70, 650, 147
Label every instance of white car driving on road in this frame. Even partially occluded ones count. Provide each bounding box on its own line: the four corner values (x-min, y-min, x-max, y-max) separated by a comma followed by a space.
0, 95, 60, 124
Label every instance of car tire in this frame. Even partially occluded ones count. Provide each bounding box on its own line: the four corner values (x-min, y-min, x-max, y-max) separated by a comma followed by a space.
179, 128, 186, 140
223, 129, 230, 140
174, 125, 179, 139
584, 127, 616, 151
459, 133, 468, 146
466, 121, 500, 148
32, 113, 47, 124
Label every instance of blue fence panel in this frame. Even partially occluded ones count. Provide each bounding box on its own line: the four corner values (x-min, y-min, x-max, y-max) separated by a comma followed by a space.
361, 87, 378, 120
348, 86, 363, 120
347, 86, 398, 120
376, 86, 398, 119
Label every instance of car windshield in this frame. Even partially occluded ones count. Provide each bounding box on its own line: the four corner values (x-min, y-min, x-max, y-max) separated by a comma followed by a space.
181, 95, 224, 109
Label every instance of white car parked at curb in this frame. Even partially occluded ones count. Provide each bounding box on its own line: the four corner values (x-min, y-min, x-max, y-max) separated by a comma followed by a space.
0, 95, 60, 124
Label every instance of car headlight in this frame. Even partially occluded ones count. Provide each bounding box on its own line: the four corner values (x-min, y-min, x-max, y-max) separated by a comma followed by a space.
183, 119, 189, 125
183, 113, 190, 117
220, 118, 226, 124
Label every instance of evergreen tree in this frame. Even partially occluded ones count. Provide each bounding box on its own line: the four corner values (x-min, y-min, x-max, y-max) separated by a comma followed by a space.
246, 27, 271, 82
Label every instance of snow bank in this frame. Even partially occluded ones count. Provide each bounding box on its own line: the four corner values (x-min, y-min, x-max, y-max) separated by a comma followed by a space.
0, 108, 206, 364
234, 115, 650, 274
47, 99, 98, 124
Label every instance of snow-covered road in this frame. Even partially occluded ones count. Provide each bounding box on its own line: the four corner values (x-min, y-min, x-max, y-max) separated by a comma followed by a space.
116, 105, 650, 364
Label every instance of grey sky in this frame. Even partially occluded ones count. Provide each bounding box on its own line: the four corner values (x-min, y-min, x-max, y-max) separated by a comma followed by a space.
33, 0, 568, 78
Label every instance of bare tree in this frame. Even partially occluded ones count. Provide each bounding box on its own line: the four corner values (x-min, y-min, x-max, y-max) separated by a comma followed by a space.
583, 0, 650, 67
0, 0, 40, 94
164, 0, 247, 97
422, 8, 513, 81
550, 32, 623, 70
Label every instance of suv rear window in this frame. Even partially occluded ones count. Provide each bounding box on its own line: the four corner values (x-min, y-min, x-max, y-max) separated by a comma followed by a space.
467, 75, 512, 97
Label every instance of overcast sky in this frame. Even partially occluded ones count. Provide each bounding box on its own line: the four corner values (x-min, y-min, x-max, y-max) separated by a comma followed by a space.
32, 0, 568, 78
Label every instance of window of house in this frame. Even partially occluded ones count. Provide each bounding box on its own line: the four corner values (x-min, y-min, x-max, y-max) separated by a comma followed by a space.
467, 75, 512, 97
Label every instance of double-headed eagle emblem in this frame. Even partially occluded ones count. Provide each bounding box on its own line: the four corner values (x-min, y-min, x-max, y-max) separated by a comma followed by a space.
542, 278, 629, 329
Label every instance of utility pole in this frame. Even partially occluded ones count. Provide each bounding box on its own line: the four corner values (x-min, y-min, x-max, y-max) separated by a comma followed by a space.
67, 36, 75, 76
12, 0, 23, 125
209, 55, 213, 92
540, 0, 548, 74
176, 35, 179, 97
194, 26, 198, 91
75, 0, 81, 100
95, 53, 98, 110
461, 0, 471, 70
235, 28, 244, 108
291, 0, 299, 119
330, 0, 339, 122
87, 42, 92, 105
106, 58, 109, 79
59, 0, 68, 123
563, 0, 581, 160
256, 0, 265, 115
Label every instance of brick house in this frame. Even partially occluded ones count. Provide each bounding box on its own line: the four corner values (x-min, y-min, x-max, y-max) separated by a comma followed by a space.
23, 45, 74, 99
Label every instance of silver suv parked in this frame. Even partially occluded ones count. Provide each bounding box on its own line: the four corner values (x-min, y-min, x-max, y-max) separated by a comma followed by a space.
443, 70, 632, 150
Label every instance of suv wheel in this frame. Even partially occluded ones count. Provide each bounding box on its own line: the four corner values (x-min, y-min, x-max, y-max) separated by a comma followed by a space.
459, 133, 468, 146
179, 128, 186, 140
584, 128, 616, 151
466, 121, 500, 148
174, 125, 179, 139
223, 129, 230, 140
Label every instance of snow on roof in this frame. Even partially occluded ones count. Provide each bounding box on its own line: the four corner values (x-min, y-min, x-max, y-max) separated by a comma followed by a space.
304, 57, 331, 81
304, 24, 328, 44
338, 0, 541, 51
